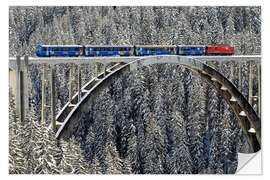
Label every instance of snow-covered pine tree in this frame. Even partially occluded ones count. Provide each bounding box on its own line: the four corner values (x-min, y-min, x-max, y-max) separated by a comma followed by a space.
186, 75, 207, 173
89, 154, 102, 174
59, 139, 73, 174
168, 110, 193, 174
104, 140, 123, 174
206, 68, 224, 173
144, 113, 164, 174
47, 129, 62, 168
9, 94, 24, 174
21, 109, 39, 173
60, 136, 89, 174
84, 126, 95, 164
224, 13, 235, 46
220, 105, 238, 173
32, 121, 60, 174
122, 155, 133, 174
130, 71, 146, 173
126, 123, 140, 174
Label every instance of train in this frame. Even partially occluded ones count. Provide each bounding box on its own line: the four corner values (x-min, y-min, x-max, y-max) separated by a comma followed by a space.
35, 45, 234, 57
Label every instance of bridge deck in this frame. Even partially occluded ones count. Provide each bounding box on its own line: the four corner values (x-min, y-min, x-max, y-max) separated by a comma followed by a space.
9, 55, 261, 69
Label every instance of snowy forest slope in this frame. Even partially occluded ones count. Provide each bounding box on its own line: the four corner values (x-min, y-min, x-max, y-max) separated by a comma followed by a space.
8, 6, 261, 174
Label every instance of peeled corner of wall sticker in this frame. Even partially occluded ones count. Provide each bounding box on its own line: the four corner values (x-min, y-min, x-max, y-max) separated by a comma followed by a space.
236, 151, 262, 174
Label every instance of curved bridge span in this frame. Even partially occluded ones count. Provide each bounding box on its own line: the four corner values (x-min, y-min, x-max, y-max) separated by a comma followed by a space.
55, 55, 261, 152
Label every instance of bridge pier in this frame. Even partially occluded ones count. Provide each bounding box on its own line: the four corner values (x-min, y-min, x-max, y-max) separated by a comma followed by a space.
50, 66, 56, 132
103, 63, 107, 77
69, 63, 74, 102
41, 64, 47, 123
95, 62, 99, 77
248, 62, 253, 105
238, 63, 242, 92
258, 63, 261, 117
14, 56, 29, 124
78, 65, 81, 102
41, 64, 57, 131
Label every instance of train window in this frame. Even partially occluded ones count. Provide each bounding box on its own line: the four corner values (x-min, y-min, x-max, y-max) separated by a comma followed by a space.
183, 47, 190, 51
42, 47, 47, 51
55, 48, 59, 51
64, 48, 67, 51
75, 48, 79, 51
69, 48, 73, 51
59, 48, 63, 51
160, 47, 166, 51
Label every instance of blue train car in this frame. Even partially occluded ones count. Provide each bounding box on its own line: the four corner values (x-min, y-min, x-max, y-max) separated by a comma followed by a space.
135, 45, 177, 56
36, 45, 84, 57
85, 45, 134, 56
36, 45, 49, 57
178, 45, 205, 55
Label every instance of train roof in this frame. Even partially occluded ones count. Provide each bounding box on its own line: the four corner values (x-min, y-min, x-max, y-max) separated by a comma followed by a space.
41, 45, 84, 47
135, 45, 177, 47
84, 45, 133, 47
178, 45, 206, 47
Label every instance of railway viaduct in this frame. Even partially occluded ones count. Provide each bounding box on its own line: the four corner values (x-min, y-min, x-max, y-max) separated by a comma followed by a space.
8, 55, 261, 153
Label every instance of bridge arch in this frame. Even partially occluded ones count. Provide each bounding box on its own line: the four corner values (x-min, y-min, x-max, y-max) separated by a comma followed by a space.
55, 55, 261, 152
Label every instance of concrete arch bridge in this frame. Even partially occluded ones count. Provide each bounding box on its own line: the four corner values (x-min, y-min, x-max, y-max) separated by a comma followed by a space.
8, 55, 261, 153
